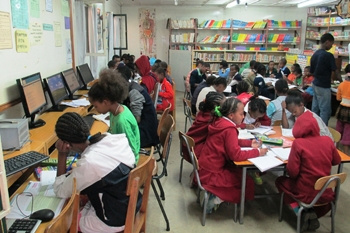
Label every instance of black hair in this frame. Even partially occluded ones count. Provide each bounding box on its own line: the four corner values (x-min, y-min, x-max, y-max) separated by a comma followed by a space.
268, 61, 274, 65
55, 112, 106, 145
88, 69, 129, 103
253, 62, 261, 71
206, 75, 217, 86
122, 54, 128, 60
197, 60, 204, 67
304, 66, 310, 71
237, 81, 250, 94
203, 62, 210, 68
275, 79, 288, 94
112, 55, 120, 60
117, 66, 132, 81
256, 64, 266, 75
345, 64, 350, 73
321, 33, 334, 43
294, 66, 302, 75
220, 60, 228, 69
198, 91, 225, 112
232, 64, 239, 71
280, 58, 287, 65
108, 60, 117, 69
286, 90, 304, 106
155, 67, 166, 76
250, 60, 256, 68
215, 97, 243, 117
213, 77, 227, 87
293, 63, 301, 68
159, 61, 168, 70
151, 62, 160, 72
248, 96, 267, 114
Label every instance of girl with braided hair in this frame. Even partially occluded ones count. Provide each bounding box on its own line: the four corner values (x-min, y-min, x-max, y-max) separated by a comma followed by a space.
196, 98, 267, 211
88, 69, 140, 164
53, 112, 140, 233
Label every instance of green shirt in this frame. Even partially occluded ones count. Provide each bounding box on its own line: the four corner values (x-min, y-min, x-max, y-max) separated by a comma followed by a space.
109, 105, 140, 164
296, 77, 302, 85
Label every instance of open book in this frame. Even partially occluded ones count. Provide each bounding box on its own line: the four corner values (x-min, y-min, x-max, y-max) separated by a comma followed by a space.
248, 155, 283, 172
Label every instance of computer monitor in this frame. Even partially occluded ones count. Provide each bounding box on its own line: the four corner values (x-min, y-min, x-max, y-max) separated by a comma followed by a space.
44, 73, 69, 112
61, 68, 83, 100
16, 73, 47, 129
76, 63, 94, 88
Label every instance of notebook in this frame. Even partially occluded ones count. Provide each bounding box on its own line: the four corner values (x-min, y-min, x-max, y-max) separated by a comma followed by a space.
248, 155, 284, 172
247, 126, 273, 135
281, 126, 294, 137
269, 148, 292, 161
238, 130, 255, 140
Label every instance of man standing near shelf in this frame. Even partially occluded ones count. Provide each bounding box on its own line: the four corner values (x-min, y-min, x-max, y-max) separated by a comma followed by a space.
189, 62, 210, 95
310, 33, 342, 126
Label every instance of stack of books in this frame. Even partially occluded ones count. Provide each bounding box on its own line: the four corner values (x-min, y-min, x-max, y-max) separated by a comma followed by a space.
306, 30, 322, 39
256, 54, 285, 63
307, 17, 329, 26
171, 19, 196, 29
171, 33, 195, 43
267, 34, 300, 43
198, 20, 231, 29
199, 34, 231, 43
196, 47, 224, 50
226, 53, 257, 62
329, 17, 350, 25
232, 33, 266, 43
308, 7, 331, 15
234, 47, 267, 51
194, 52, 225, 61
267, 20, 302, 29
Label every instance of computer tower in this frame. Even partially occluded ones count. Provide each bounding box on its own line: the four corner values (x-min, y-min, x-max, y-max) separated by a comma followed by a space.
0, 119, 29, 150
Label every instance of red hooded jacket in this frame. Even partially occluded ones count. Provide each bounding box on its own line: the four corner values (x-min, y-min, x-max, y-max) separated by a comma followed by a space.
156, 78, 174, 111
135, 55, 159, 94
275, 111, 341, 217
235, 99, 271, 129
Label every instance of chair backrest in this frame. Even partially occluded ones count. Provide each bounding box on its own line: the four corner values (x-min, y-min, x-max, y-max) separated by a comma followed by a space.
314, 173, 347, 190
152, 83, 160, 109
160, 114, 175, 159
327, 127, 341, 143
184, 98, 195, 117
124, 150, 155, 233
150, 90, 154, 101
273, 120, 282, 126
158, 103, 171, 136
44, 178, 79, 233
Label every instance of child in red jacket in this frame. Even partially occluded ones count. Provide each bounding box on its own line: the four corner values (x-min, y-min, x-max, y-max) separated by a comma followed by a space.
155, 67, 174, 111
236, 81, 253, 106
276, 110, 340, 232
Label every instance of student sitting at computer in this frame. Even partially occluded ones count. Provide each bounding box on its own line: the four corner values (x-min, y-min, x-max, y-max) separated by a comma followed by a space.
117, 66, 159, 148
88, 69, 141, 164
54, 112, 141, 233
135, 55, 159, 94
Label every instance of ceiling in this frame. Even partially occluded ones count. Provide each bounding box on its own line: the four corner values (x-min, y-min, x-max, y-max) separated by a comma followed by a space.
116, 0, 339, 7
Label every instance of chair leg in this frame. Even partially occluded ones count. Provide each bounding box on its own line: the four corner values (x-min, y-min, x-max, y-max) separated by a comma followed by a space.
196, 188, 200, 203
151, 181, 170, 231
179, 158, 184, 182
296, 207, 304, 233
331, 202, 335, 233
234, 203, 238, 223
279, 192, 285, 222
202, 191, 209, 226
184, 117, 188, 133
155, 177, 165, 200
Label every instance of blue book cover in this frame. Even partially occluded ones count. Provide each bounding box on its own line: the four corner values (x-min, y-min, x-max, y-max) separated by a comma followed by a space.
232, 20, 240, 28
240, 21, 247, 28
226, 19, 232, 28
283, 35, 291, 43
286, 21, 291, 28
259, 34, 264, 42
202, 20, 209, 28
249, 34, 257, 43
270, 20, 275, 28
260, 47, 266, 50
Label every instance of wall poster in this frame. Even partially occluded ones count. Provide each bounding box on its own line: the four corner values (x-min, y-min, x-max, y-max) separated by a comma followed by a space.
139, 8, 156, 58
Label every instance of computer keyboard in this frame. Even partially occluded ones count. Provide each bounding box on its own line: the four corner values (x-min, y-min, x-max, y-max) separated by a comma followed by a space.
83, 114, 95, 129
4, 151, 50, 177
8, 219, 41, 233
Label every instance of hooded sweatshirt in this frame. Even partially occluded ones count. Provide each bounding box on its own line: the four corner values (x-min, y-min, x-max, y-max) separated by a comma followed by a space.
135, 55, 159, 94
197, 117, 259, 203
276, 111, 340, 217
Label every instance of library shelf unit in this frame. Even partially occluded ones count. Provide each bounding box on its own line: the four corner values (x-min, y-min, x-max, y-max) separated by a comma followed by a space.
168, 18, 302, 51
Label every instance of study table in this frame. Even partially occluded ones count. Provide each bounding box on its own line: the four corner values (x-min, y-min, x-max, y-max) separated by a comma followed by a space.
234, 126, 350, 224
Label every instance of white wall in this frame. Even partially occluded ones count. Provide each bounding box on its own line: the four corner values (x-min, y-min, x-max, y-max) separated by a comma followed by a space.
121, 5, 308, 62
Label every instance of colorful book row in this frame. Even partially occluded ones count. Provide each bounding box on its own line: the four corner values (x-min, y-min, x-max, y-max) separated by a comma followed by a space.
232, 33, 266, 43
196, 47, 225, 50
171, 45, 193, 51
198, 20, 231, 29
267, 20, 301, 28
171, 19, 196, 29
171, 33, 195, 43
199, 34, 231, 43
267, 34, 300, 43
194, 52, 225, 61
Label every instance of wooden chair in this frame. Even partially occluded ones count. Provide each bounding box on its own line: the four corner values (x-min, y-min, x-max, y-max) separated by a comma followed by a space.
179, 132, 238, 226
158, 103, 171, 136
44, 178, 80, 233
273, 120, 282, 126
183, 98, 195, 133
279, 173, 347, 233
328, 127, 341, 143
151, 83, 160, 109
178, 131, 195, 183
124, 150, 155, 233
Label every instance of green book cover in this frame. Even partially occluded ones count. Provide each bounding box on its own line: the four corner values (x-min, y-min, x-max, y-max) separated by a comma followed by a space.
232, 33, 239, 42
268, 34, 274, 43
274, 21, 279, 28
212, 21, 219, 28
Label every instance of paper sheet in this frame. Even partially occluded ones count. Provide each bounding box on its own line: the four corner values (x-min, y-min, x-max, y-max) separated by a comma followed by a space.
281, 126, 294, 137
0, 11, 13, 50
11, 0, 29, 29
258, 95, 271, 101
41, 170, 57, 186
271, 148, 291, 161
66, 38, 72, 63
43, 23, 53, 31
61, 98, 90, 107
46, 0, 53, 12
238, 130, 255, 139
247, 126, 273, 135
29, 0, 40, 18
264, 78, 278, 87
223, 85, 232, 93
15, 30, 30, 52
93, 113, 110, 127
61, 0, 70, 17
64, 16, 70, 29
248, 156, 284, 172
54, 21, 62, 47
29, 22, 43, 46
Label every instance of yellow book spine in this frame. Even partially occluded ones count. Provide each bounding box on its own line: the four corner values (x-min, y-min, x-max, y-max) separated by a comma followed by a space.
278, 21, 283, 28
272, 34, 279, 43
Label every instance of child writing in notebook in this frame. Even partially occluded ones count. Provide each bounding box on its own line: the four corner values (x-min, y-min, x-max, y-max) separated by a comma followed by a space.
253, 64, 274, 99
267, 79, 291, 125
54, 112, 141, 233
336, 64, 350, 155
281, 90, 334, 141
197, 98, 267, 213
88, 69, 141, 164
276, 110, 340, 232
237, 96, 271, 129
154, 67, 174, 112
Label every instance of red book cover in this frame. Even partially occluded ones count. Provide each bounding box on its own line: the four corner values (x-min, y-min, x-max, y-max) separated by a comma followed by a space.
295, 20, 299, 28
244, 34, 251, 43
267, 20, 272, 28
255, 34, 261, 43
296, 37, 300, 43
281, 21, 287, 28
208, 20, 215, 28
276, 34, 285, 43
222, 20, 227, 28
254, 47, 260, 51
245, 22, 255, 29
262, 35, 266, 43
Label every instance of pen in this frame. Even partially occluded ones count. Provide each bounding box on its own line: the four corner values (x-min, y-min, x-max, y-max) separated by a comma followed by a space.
254, 135, 262, 148
66, 153, 79, 172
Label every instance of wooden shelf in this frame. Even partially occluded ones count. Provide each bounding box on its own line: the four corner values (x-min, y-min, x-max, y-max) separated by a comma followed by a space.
232, 28, 266, 31
306, 37, 319, 40
306, 38, 350, 42
307, 24, 350, 28
198, 43, 230, 45
170, 42, 196, 44
198, 28, 231, 30
308, 13, 331, 17
267, 43, 300, 45
170, 28, 196, 30
267, 28, 302, 31
232, 42, 265, 45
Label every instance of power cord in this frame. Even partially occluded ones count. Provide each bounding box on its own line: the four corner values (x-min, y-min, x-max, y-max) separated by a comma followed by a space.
16, 192, 34, 218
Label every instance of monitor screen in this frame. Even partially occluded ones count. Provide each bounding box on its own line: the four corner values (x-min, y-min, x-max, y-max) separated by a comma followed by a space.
77, 64, 94, 85
46, 73, 68, 104
62, 69, 81, 94
21, 73, 47, 115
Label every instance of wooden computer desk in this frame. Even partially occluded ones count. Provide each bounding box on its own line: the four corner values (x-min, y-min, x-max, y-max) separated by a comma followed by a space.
234, 126, 350, 224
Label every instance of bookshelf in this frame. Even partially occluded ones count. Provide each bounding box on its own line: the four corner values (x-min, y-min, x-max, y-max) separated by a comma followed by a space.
168, 18, 302, 52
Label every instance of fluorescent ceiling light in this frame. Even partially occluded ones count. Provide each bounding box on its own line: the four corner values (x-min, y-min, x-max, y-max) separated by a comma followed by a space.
270, 0, 285, 6
226, 1, 238, 8
298, 0, 335, 8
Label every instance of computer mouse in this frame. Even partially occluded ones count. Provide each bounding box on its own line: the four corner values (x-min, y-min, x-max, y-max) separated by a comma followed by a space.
29, 209, 55, 222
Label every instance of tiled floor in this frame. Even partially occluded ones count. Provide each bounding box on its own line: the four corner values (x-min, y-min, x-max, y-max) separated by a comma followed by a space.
145, 91, 350, 233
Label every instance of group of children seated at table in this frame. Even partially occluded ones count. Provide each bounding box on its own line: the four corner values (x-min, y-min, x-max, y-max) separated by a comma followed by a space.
52, 55, 175, 232
185, 59, 350, 232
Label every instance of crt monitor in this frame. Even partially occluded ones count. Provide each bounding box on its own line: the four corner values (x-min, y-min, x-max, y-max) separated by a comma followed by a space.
44, 73, 69, 111
16, 73, 47, 129
61, 68, 83, 100
77, 63, 94, 87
